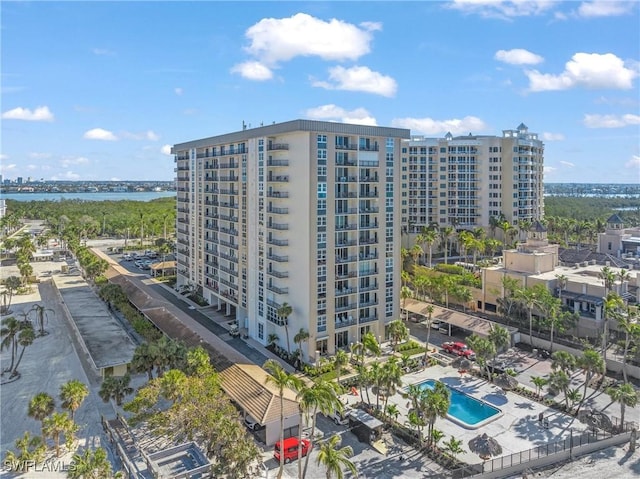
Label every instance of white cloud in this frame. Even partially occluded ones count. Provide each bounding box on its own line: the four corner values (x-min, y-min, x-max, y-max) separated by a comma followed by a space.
2, 106, 54, 121
161, 144, 173, 155
60, 157, 90, 168
52, 171, 81, 180
312, 66, 397, 97
84, 128, 117, 141
28, 152, 53, 159
583, 113, 640, 128
391, 116, 488, 135
0, 154, 8, 161
625, 155, 640, 169
242, 13, 377, 66
526, 53, 637, 91
0, 163, 16, 172
577, 1, 635, 17
230, 61, 273, 81
174, 87, 183, 96
495, 49, 544, 65
448, 0, 557, 19
26, 164, 38, 171
304, 104, 377, 125
560, 160, 575, 167
541, 132, 565, 141
543, 166, 557, 174
122, 130, 160, 141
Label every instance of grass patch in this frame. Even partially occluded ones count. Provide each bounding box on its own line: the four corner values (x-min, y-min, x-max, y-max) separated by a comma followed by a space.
398, 348, 426, 357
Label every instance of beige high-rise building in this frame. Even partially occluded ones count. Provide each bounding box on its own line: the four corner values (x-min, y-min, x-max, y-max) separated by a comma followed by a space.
173, 120, 410, 362
402, 123, 544, 236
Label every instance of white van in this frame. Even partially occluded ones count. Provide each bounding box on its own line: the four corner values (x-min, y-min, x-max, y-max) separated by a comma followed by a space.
330, 406, 352, 426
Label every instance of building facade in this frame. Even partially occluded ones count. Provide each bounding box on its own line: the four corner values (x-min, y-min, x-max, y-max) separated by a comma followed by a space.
402, 123, 544, 236
173, 120, 410, 362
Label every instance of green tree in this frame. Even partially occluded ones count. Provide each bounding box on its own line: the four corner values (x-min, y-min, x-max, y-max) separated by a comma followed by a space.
602, 292, 623, 363
531, 376, 548, 398
361, 331, 381, 358
42, 412, 78, 457
315, 434, 358, 479
605, 382, 639, 432
28, 392, 55, 436
516, 284, 546, 347
67, 447, 115, 479
296, 380, 342, 479
551, 350, 576, 374
99, 375, 133, 406
421, 304, 435, 367
3, 432, 46, 472
487, 324, 510, 374
0, 276, 22, 314
548, 370, 571, 409
11, 323, 35, 378
576, 349, 605, 413
387, 319, 409, 351
60, 379, 89, 420
1, 316, 21, 373
293, 328, 310, 365
466, 334, 496, 382
423, 381, 451, 446
443, 435, 464, 461
277, 302, 293, 355
333, 349, 349, 384
29, 303, 55, 336
264, 359, 302, 479
619, 307, 640, 383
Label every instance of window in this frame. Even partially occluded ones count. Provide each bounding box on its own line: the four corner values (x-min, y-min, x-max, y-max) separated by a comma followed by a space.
258, 322, 264, 340
317, 183, 327, 198
317, 315, 327, 332
317, 134, 327, 148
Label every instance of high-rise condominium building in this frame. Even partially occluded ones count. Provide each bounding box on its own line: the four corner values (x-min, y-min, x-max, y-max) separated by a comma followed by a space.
402, 123, 544, 235
173, 120, 410, 361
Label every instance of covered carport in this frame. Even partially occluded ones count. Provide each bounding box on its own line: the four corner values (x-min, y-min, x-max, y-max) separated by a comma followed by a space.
219, 364, 300, 446
402, 298, 519, 345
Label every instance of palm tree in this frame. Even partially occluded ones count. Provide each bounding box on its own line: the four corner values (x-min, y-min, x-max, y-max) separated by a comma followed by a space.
29, 304, 54, 336
263, 359, 302, 479
1, 276, 22, 314
516, 284, 545, 346
555, 274, 568, 308
28, 392, 55, 436
421, 305, 435, 367
386, 403, 400, 423
400, 286, 413, 321
618, 307, 640, 383
60, 379, 89, 420
1, 316, 21, 373
68, 447, 114, 479
605, 382, 639, 432
42, 412, 78, 457
551, 350, 576, 374
576, 349, 605, 413
388, 319, 409, 351
268, 333, 279, 350
488, 324, 510, 373
277, 302, 293, 355
421, 227, 438, 267
296, 380, 342, 479
99, 375, 133, 406
131, 342, 157, 380
439, 226, 454, 264
443, 436, 464, 461
602, 292, 623, 363
11, 323, 35, 378
424, 382, 451, 446
293, 328, 310, 365
361, 331, 381, 358
315, 434, 358, 479
548, 370, 571, 408
566, 388, 582, 413
531, 376, 548, 398
331, 349, 348, 385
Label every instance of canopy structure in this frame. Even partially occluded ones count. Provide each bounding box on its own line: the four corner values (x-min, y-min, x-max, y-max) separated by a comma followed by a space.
468, 433, 502, 459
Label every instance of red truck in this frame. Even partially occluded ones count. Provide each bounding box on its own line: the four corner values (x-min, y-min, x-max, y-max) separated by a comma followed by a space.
442, 341, 476, 360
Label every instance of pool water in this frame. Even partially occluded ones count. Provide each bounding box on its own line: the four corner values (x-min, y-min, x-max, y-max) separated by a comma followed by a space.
417, 379, 502, 429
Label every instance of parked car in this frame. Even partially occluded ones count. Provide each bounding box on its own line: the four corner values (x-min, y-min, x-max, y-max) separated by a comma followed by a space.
244, 415, 262, 430
431, 320, 446, 330
274, 437, 312, 464
442, 341, 476, 360
329, 406, 352, 425
229, 324, 240, 337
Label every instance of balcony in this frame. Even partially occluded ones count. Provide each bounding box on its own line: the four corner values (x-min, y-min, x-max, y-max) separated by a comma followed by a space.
359, 283, 378, 292
359, 299, 378, 308
335, 287, 356, 297
267, 238, 289, 247
267, 254, 288, 262
359, 269, 378, 277
269, 175, 289, 183
219, 227, 238, 236
336, 255, 358, 264
336, 239, 357, 247
219, 213, 238, 222
335, 316, 356, 328
268, 158, 289, 167
359, 222, 379, 230
219, 175, 238, 182
359, 315, 378, 324
335, 224, 357, 231
267, 191, 289, 198
268, 206, 289, 214
336, 208, 358, 215
335, 303, 357, 313
219, 162, 238, 169
337, 176, 357, 183
359, 236, 378, 244
359, 206, 379, 213
218, 263, 236, 275
219, 202, 238, 209
335, 144, 358, 150
267, 269, 289, 279
359, 175, 379, 182
267, 222, 289, 230
219, 188, 238, 195
267, 143, 289, 151
335, 191, 357, 199
268, 284, 289, 295
336, 159, 357, 166
219, 239, 238, 250
219, 252, 238, 263
359, 191, 379, 198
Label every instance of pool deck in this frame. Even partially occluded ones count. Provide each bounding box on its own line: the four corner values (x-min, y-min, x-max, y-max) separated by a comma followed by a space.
342, 364, 591, 466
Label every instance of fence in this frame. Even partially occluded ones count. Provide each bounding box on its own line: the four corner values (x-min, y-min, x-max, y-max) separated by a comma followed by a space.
441, 417, 636, 479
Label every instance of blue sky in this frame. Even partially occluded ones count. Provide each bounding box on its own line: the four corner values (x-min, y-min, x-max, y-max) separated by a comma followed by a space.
1, 1, 639, 183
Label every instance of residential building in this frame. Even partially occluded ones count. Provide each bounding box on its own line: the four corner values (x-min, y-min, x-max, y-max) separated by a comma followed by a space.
598, 213, 640, 258
172, 120, 410, 362
402, 123, 544, 239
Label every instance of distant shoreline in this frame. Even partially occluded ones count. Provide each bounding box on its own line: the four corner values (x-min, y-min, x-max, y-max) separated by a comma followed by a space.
2, 191, 177, 202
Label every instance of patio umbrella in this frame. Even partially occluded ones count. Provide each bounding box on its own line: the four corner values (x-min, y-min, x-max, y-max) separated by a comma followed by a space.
494, 373, 518, 391
468, 433, 502, 459
581, 411, 613, 432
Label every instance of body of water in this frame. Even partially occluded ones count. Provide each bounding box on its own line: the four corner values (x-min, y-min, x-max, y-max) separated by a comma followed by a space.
416, 379, 502, 428
1, 191, 176, 202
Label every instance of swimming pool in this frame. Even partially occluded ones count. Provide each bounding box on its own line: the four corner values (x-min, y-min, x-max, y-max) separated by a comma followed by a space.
415, 379, 503, 429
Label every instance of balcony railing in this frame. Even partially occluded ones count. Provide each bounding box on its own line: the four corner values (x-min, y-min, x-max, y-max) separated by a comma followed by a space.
267, 254, 288, 262
267, 284, 289, 295
267, 143, 289, 151
267, 269, 289, 279
267, 159, 289, 166
267, 238, 289, 247
267, 191, 289, 198
267, 222, 289, 230
268, 207, 289, 215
